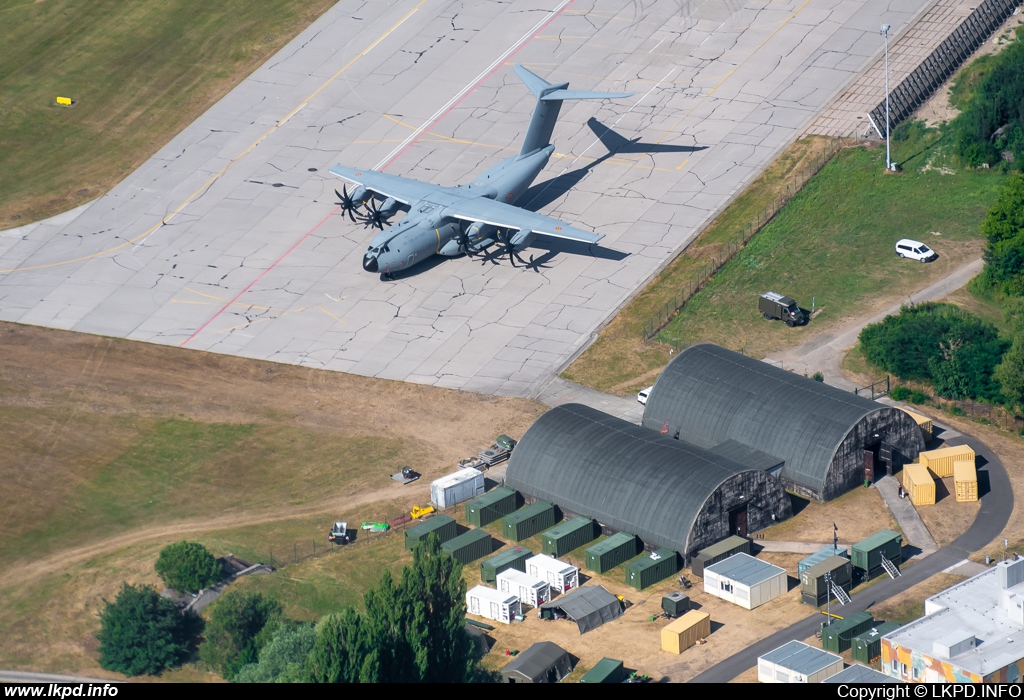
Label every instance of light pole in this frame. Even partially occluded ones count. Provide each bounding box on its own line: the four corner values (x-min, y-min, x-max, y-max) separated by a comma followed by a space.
881, 23, 893, 171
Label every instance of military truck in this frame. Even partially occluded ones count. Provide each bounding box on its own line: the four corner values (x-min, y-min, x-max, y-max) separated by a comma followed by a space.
759, 291, 807, 327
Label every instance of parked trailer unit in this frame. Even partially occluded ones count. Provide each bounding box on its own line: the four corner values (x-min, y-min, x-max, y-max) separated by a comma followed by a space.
480, 546, 531, 584
404, 514, 457, 550
541, 516, 598, 558
526, 554, 579, 594
441, 528, 492, 565
801, 555, 853, 607
902, 463, 935, 506
661, 610, 711, 654
691, 535, 752, 578
662, 591, 691, 618
580, 658, 626, 683
758, 641, 843, 683
851, 530, 903, 580
821, 611, 875, 653
465, 487, 517, 527
900, 409, 933, 441
430, 468, 485, 509
703, 553, 787, 610
954, 460, 978, 502
919, 444, 975, 478
584, 532, 640, 574
466, 585, 520, 625
497, 568, 550, 607
626, 548, 680, 591
851, 621, 903, 664
502, 501, 557, 542
798, 545, 849, 577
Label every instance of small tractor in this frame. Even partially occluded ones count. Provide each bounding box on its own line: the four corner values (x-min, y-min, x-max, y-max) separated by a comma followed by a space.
410, 505, 435, 519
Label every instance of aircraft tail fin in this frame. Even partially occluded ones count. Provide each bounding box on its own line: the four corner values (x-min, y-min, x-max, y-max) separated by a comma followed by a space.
514, 64, 633, 157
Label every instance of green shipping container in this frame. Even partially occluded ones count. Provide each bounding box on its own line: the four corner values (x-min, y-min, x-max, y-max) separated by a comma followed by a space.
541, 516, 598, 557
404, 514, 457, 551
579, 658, 625, 683
480, 546, 531, 584
626, 549, 680, 591
851, 530, 902, 578
800, 555, 853, 607
821, 611, 874, 653
851, 621, 902, 664
691, 535, 751, 578
441, 528, 492, 565
585, 532, 640, 574
465, 487, 518, 527
502, 501, 557, 542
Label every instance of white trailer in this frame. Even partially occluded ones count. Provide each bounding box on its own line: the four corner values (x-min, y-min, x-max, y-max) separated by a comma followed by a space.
466, 584, 520, 624
758, 641, 843, 683
704, 553, 787, 610
430, 468, 484, 509
525, 554, 579, 596
497, 568, 551, 607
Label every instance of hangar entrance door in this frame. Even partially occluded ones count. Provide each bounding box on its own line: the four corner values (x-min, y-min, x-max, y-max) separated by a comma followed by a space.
729, 507, 748, 537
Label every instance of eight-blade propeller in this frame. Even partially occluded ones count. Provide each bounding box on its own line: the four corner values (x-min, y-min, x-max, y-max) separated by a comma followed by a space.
360, 196, 389, 230
334, 186, 361, 222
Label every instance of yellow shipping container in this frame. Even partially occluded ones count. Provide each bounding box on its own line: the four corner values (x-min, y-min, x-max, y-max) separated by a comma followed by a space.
661, 610, 711, 654
919, 444, 975, 479
903, 463, 935, 506
953, 461, 978, 503
901, 409, 933, 441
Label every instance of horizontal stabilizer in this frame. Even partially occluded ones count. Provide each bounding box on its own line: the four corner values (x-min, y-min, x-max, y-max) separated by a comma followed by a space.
514, 64, 557, 97
542, 89, 635, 101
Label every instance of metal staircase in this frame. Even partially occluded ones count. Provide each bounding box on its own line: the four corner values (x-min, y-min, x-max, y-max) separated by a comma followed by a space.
881, 555, 901, 579
830, 581, 852, 605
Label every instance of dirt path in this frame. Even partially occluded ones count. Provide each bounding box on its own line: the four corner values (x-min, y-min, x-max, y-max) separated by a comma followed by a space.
764, 258, 983, 388
0, 482, 427, 590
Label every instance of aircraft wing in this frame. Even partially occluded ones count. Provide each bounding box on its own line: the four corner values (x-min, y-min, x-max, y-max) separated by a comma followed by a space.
443, 197, 604, 245
328, 165, 440, 205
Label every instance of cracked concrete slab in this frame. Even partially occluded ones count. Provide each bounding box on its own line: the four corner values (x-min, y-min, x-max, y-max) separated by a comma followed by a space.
1, 0, 939, 399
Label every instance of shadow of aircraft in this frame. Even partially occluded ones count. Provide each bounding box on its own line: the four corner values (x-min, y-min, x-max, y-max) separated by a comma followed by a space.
586, 117, 708, 155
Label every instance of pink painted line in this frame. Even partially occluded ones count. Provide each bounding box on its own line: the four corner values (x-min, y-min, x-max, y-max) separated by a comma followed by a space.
183, 2, 574, 347
179, 206, 339, 347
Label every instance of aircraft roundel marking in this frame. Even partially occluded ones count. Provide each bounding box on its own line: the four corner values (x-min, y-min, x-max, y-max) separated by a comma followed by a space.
555, 226, 562, 231
507, 193, 513, 199
355, 172, 361, 176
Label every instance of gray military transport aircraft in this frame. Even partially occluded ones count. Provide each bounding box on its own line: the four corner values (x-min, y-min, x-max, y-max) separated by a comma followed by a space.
329, 65, 633, 277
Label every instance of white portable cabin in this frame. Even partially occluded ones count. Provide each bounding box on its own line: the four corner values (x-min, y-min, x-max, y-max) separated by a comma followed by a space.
703, 553, 787, 610
466, 585, 521, 624
758, 640, 843, 683
430, 468, 485, 509
497, 568, 551, 607
525, 554, 579, 596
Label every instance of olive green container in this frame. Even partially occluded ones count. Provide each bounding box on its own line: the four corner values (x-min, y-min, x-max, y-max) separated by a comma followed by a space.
502, 501, 557, 542
851, 621, 902, 663
441, 528, 492, 565
585, 532, 640, 574
851, 530, 902, 579
541, 516, 598, 558
821, 611, 874, 653
625, 549, 680, 591
580, 658, 625, 683
800, 555, 853, 607
465, 487, 517, 527
479, 546, 531, 584
691, 535, 751, 578
404, 515, 457, 551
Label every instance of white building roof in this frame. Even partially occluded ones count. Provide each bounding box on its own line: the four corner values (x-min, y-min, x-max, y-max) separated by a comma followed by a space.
467, 584, 518, 605
760, 640, 841, 674
497, 568, 547, 588
432, 468, 483, 488
526, 553, 577, 573
706, 553, 786, 586
884, 559, 1024, 677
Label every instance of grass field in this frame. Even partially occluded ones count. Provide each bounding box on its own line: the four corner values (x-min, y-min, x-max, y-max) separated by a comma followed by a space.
0, 0, 336, 228
654, 135, 1004, 357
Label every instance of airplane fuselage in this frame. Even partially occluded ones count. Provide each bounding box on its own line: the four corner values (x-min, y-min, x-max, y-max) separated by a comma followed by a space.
362, 145, 553, 274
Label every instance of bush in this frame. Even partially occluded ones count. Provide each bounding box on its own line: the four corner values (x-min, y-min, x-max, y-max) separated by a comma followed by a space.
155, 541, 223, 594
859, 303, 1008, 402
947, 405, 966, 416
199, 591, 282, 680
812, 371, 824, 383
235, 622, 314, 683
890, 386, 912, 401
910, 390, 929, 405
96, 583, 201, 676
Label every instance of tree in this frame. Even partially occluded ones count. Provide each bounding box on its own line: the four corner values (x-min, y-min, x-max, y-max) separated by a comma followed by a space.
995, 333, 1024, 412
96, 582, 200, 676
154, 541, 223, 594
980, 174, 1024, 296
306, 608, 373, 683
234, 622, 314, 683
199, 591, 282, 680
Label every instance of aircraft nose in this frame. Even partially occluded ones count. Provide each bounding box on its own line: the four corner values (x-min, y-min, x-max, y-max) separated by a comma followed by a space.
362, 254, 378, 273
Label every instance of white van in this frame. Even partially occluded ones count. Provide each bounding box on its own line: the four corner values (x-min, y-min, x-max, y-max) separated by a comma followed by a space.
895, 238, 937, 262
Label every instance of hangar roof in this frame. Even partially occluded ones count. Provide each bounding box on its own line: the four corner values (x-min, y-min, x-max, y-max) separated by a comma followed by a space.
642, 344, 885, 495
505, 403, 762, 555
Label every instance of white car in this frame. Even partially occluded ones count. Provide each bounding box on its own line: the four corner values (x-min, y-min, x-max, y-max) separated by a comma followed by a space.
637, 386, 653, 405
895, 238, 937, 262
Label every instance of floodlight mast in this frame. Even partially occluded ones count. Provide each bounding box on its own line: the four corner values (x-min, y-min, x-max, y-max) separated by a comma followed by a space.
881, 23, 892, 171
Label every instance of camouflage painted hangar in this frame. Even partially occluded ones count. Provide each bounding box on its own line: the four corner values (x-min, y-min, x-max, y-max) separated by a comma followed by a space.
504, 403, 793, 564
641, 344, 924, 501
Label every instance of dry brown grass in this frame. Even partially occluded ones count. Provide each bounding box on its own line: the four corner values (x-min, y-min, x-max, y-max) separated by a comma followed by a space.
756, 486, 901, 545
868, 572, 966, 624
